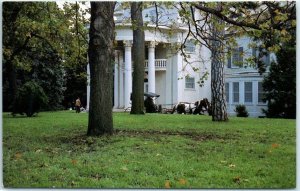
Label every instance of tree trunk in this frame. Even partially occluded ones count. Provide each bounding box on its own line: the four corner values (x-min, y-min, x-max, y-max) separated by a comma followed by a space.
130, 2, 145, 115
87, 2, 116, 136
3, 3, 23, 112
210, 18, 228, 122
6, 60, 18, 112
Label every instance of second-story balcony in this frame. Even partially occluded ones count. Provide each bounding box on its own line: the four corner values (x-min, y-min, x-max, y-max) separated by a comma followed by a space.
121, 59, 167, 71
144, 59, 167, 71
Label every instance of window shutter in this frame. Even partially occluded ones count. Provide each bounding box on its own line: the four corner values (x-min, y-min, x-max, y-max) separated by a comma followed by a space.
225, 83, 229, 103
252, 47, 257, 58
227, 48, 231, 68
239, 47, 243, 63
252, 47, 257, 67
266, 53, 270, 66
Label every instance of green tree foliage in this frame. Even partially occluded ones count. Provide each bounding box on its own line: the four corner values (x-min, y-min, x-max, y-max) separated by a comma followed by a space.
188, 2, 295, 71
28, 50, 65, 110
2, 2, 89, 111
175, 2, 295, 121
60, 2, 89, 109
262, 34, 296, 119
12, 81, 48, 117
63, 63, 87, 109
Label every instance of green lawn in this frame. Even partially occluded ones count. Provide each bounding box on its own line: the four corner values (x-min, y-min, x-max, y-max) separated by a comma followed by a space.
2, 111, 296, 188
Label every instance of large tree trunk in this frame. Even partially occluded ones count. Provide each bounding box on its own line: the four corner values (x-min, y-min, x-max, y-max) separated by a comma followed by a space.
130, 2, 145, 114
7, 61, 18, 112
210, 18, 228, 122
87, 2, 116, 136
3, 3, 23, 112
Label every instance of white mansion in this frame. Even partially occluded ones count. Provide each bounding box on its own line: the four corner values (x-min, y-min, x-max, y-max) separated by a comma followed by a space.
87, 5, 274, 117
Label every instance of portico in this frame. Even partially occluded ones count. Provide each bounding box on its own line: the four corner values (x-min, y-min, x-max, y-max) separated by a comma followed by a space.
112, 40, 166, 109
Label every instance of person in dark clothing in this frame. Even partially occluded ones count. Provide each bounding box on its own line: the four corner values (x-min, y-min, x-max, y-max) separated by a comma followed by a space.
144, 97, 156, 113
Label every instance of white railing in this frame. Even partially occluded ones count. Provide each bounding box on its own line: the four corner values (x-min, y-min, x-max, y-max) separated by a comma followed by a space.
144, 59, 167, 69
120, 59, 167, 71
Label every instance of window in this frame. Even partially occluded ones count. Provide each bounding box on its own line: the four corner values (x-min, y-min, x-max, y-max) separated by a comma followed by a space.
256, 50, 271, 66
233, 82, 239, 103
262, 53, 270, 66
227, 48, 231, 68
149, 10, 157, 23
258, 82, 265, 103
244, 82, 253, 103
225, 83, 229, 103
228, 47, 243, 68
184, 40, 196, 53
144, 83, 148, 92
185, 77, 195, 89
252, 47, 257, 58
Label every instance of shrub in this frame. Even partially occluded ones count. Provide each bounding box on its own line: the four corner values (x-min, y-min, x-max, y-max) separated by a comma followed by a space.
234, 104, 249, 117
12, 81, 48, 117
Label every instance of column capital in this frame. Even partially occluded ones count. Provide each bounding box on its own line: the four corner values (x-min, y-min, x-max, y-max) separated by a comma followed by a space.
148, 41, 158, 48
123, 40, 132, 47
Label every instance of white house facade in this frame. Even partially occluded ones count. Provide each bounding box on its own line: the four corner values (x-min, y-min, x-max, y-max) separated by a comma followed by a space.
87, 5, 273, 117
87, 5, 212, 111
225, 36, 275, 117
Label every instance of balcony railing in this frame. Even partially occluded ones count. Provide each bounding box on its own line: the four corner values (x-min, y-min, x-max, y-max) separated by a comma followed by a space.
144, 59, 167, 69
120, 59, 167, 71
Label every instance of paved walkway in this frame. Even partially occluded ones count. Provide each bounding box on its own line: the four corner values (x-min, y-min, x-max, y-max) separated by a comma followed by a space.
113, 108, 127, 112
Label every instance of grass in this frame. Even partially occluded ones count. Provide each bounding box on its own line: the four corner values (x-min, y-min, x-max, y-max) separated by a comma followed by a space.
2, 111, 296, 188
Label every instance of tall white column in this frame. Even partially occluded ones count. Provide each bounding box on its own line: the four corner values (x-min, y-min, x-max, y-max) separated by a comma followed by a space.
124, 41, 132, 109
165, 43, 182, 107
165, 46, 173, 106
148, 41, 156, 93
175, 47, 183, 103
119, 52, 124, 108
113, 51, 119, 109
86, 64, 90, 111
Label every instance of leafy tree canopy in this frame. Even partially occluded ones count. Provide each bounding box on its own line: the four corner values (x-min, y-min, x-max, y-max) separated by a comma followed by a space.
177, 2, 295, 73
3, 2, 89, 111
262, 31, 296, 119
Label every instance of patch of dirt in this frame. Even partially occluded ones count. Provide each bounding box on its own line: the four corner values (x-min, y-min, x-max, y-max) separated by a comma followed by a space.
115, 129, 226, 142
51, 129, 235, 149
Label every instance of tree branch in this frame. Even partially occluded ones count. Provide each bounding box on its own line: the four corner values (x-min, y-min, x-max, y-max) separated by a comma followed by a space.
194, 3, 261, 30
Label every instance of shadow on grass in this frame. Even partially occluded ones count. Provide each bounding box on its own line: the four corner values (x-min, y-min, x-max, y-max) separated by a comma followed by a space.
4, 113, 41, 118
50, 128, 237, 148
114, 129, 228, 142
34, 127, 241, 157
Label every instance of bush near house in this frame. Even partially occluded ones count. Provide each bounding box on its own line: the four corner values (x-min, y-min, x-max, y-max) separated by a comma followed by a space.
11, 81, 48, 117
235, 104, 249, 117
3, 111, 295, 188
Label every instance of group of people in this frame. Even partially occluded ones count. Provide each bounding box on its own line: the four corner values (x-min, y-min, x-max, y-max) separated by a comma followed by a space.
171, 98, 212, 115
75, 95, 210, 115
